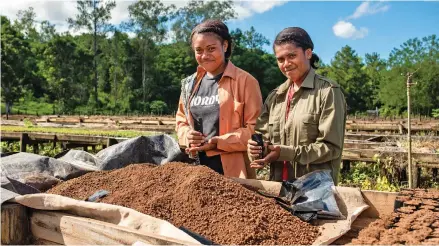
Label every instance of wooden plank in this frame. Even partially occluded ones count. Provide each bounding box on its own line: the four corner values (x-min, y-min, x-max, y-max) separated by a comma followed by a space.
345, 133, 439, 141
343, 141, 387, 149
30, 211, 192, 245
1, 203, 31, 245
343, 149, 439, 164
33, 238, 62, 245
333, 190, 398, 244
333, 217, 377, 245
360, 190, 398, 218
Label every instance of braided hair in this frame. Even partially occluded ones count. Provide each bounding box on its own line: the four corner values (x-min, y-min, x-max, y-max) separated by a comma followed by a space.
273, 27, 320, 69
190, 19, 233, 60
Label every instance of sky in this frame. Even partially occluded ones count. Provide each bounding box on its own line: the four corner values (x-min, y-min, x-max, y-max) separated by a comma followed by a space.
1, 0, 438, 64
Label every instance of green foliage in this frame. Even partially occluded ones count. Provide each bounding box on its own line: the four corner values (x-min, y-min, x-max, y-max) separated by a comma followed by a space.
172, 0, 236, 43
23, 118, 34, 128
2, 125, 156, 138
324, 46, 371, 113
380, 35, 439, 115
149, 100, 168, 115
433, 109, 439, 118
1, 96, 54, 115
340, 161, 400, 192
38, 34, 93, 113
1, 3, 438, 117
1, 16, 35, 114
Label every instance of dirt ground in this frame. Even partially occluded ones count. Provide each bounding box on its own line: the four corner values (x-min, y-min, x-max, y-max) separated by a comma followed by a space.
351, 189, 439, 245
47, 162, 320, 245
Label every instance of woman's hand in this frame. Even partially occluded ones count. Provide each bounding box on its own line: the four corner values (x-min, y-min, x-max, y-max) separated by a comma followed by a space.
186, 137, 218, 153
249, 144, 281, 169
247, 139, 262, 159
187, 130, 205, 147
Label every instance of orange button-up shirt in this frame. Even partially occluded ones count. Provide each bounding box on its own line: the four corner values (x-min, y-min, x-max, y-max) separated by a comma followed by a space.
176, 61, 263, 178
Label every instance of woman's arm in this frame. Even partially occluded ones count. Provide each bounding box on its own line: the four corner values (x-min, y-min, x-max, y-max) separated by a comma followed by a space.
175, 95, 191, 148
215, 76, 263, 153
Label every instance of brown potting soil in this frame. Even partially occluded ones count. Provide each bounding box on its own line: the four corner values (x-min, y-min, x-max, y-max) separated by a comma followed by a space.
351, 189, 439, 245
47, 162, 320, 245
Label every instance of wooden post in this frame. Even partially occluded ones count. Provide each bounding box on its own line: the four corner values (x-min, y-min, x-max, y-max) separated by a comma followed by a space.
106, 138, 118, 147
20, 133, 29, 152
407, 72, 414, 188
61, 142, 68, 151
342, 160, 351, 173
398, 124, 404, 135
1, 203, 31, 245
416, 167, 421, 188
433, 168, 438, 182
32, 143, 39, 154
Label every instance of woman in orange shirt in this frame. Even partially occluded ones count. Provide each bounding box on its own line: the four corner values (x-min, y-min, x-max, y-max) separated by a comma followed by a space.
175, 19, 263, 178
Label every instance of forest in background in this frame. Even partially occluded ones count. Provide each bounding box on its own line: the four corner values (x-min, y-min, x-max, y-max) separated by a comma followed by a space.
2, 0, 438, 117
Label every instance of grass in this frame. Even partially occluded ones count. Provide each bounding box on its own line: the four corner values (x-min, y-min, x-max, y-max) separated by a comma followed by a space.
0, 125, 170, 138
1, 98, 55, 115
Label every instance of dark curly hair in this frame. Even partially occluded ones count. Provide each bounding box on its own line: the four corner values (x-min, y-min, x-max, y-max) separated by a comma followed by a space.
190, 19, 232, 60
273, 27, 320, 69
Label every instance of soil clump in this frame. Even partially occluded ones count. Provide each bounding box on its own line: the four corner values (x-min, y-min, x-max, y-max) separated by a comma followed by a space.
48, 162, 320, 245
352, 189, 439, 245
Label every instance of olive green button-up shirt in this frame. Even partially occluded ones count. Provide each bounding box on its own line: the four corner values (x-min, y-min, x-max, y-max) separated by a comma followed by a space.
254, 68, 346, 184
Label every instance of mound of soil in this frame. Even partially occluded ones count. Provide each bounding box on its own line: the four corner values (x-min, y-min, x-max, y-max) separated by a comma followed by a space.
47, 162, 320, 245
351, 189, 439, 245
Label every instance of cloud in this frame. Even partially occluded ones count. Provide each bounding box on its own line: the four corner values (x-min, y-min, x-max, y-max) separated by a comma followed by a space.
233, 1, 287, 20
332, 21, 368, 40
0, 0, 284, 36
332, 1, 389, 40
348, 2, 390, 20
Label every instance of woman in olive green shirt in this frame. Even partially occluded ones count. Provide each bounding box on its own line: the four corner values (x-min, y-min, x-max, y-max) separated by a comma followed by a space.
247, 27, 346, 184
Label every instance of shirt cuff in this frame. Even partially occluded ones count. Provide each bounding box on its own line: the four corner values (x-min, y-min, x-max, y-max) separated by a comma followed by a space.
278, 145, 296, 162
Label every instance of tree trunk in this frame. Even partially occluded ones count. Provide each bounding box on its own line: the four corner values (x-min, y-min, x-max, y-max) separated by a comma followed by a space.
114, 32, 118, 102
5, 101, 11, 120
142, 40, 146, 103
93, 0, 98, 107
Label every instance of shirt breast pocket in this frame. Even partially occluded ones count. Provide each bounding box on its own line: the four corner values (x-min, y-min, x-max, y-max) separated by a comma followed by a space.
300, 113, 319, 144
268, 117, 281, 144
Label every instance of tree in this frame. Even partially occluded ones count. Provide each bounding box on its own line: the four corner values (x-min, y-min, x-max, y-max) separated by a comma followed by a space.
325, 46, 371, 113
39, 21, 57, 43
1, 16, 34, 117
39, 35, 93, 113
156, 42, 197, 111
172, 0, 236, 43
364, 52, 387, 108
243, 26, 269, 50
380, 35, 439, 115
127, 0, 175, 104
68, 0, 116, 107
13, 7, 38, 40
150, 100, 167, 115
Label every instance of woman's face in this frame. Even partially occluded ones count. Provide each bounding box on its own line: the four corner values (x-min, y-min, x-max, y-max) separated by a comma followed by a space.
192, 33, 228, 75
274, 43, 312, 83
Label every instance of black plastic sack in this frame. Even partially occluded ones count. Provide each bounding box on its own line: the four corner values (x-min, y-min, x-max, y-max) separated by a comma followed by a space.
259, 170, 344, 222
95, 135, 183, 170
0, 134, 183, 196
1, 152, 90, 193
56, 135, 184, 170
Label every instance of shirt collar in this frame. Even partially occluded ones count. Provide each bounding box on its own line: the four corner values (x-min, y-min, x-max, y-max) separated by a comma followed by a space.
277, 68, 316, 94
196, 60, 237, 81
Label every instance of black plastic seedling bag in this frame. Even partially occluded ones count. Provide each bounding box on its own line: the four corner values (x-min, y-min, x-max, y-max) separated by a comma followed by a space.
259, 170, 344, 222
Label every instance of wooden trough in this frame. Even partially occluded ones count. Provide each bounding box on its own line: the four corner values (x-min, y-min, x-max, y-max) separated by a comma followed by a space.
1, 187, 397, 245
